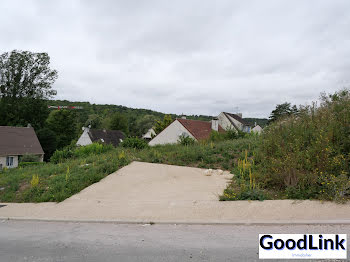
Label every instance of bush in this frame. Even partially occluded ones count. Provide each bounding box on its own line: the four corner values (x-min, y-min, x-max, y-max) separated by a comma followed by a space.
19, 162, 44, 168
220, 188, 267, 201
178, 135, 196, 146
74, 143, 114, 157
256, 89, 350, 201
50, 143, 114, 163
30, 174, 39, 187
224, 129, 239, 139
50, 147, 73, 163
120, 137, 149, 149
20, 154, 40, 162
209, 131, 226, 142
209, 129, 246, 142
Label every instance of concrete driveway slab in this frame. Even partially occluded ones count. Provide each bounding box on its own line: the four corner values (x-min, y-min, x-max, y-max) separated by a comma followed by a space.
0, 162, 350, 224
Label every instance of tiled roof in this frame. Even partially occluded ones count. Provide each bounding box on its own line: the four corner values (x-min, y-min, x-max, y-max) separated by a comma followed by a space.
177, 119, 225, 141
88, 129, 125, 147
0, 126, 44, 156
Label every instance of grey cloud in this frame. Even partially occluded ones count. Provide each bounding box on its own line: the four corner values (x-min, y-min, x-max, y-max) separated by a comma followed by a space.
0, 0, 350, 118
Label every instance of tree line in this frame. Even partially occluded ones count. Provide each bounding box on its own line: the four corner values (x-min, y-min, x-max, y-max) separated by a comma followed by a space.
0, 50, 292, 160
0, 50, 218, 160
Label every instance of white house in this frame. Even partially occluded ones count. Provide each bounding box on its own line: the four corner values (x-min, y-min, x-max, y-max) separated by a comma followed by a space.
142, 128, 156, 141
149, 118, 225, 146
0, 126, 44, 169
76, 127, 125, 147
217, 112, 251, 133
252, 124, 263, 134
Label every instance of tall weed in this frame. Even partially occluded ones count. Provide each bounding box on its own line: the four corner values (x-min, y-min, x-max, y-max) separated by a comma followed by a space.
256, 89, 350, 201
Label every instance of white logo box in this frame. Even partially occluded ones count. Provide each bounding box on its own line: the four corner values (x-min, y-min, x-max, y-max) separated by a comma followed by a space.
259, 234, 347, 259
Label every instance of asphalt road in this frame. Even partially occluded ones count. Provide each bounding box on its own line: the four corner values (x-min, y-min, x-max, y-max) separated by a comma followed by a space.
0, 221, 349, 262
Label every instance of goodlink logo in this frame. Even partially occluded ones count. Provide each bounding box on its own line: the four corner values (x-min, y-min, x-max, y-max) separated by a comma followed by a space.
259, 234, 347, 259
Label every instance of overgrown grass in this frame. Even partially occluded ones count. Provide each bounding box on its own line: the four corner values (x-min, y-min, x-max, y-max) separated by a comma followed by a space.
254, 89, 350, 202
0, 145, 132, 202
0, 138, 256, 203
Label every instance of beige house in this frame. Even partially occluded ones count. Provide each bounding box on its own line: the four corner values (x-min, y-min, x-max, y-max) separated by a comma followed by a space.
252, 124, 263, 134
217, 112, 251, 133
142, 128, 156, 141
149, 118, 225, 146
0, 126, 44, 169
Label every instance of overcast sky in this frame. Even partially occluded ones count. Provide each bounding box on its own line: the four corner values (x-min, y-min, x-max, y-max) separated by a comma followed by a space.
1, 0, 349, 117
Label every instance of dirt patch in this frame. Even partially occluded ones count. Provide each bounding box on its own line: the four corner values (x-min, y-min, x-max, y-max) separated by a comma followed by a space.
17, 182, 30, 193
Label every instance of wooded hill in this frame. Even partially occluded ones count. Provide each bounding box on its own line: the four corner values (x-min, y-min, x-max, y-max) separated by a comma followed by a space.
48, 99, 268, 137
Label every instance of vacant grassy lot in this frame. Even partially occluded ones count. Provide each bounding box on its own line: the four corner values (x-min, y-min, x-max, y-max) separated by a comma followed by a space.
0, 138, 256, 203
1, 90, 349, 203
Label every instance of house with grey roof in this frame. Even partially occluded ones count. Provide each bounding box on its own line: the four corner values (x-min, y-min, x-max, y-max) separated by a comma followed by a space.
0, 126, 44, 169
76, 127, 125, 147
217, 112, 251, 133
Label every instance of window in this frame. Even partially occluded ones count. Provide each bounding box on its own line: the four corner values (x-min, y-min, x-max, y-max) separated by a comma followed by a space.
6, 156, 14, 167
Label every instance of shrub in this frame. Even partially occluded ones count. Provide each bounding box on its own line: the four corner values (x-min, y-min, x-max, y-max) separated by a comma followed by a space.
209, 129, 246, 142
20, 154, 40, 162
30, 174, 39, 187
120, 137, 149, 149
50, 143, 114, 163
19, 162, 44, 168
178, 135, 196, 146
224, 129, 239, 139
235, 130, 247, 139
256, 89, 350, 201
74, 143, 113, 157
209, 131, 226, 142
220, 188, 267, 201
50, 147, 73, 163
117, 151, 128, 165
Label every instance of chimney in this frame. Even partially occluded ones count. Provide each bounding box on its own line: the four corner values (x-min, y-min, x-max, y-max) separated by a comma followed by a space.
211, 117, 219, 131
237, 113, 242, 118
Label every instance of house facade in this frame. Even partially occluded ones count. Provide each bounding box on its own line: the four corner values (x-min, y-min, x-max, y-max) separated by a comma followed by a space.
218, 112, 251, 133
142, 128, 156, 141
252, 124, 263, 134
76, 127, 125, 147
149, 118, 225, 146
0, 126, 44, 169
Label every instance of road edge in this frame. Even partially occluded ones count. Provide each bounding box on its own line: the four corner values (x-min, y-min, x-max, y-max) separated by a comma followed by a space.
2, 217, 350, 225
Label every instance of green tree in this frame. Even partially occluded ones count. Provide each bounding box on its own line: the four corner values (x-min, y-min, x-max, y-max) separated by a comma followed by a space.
46, 110, 77, 149
85, 114, 102, 129
36, 128, 57, 161
0, 50, 57, 129
132, 114, 157, 137
154, 115, 173, 134
109, 113, 128, 134
268, 102, 298, 123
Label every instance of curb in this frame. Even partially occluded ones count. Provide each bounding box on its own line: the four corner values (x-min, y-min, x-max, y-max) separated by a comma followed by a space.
2, 217, 350, 226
